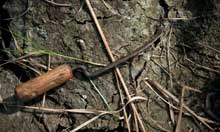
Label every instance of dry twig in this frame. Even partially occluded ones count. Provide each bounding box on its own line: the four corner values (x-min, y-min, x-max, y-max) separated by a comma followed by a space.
84, 0, 146, 131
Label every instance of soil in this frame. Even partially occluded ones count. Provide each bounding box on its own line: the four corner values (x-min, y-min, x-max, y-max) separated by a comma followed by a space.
0, 0, 220, 132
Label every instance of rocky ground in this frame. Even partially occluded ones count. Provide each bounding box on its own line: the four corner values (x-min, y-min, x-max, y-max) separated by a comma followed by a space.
0, 0, 220, 132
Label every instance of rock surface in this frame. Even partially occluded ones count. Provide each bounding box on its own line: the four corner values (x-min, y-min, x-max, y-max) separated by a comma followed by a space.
0, 0, 220, 131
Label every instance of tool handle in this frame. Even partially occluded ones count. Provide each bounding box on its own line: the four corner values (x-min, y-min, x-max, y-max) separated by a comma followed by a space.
15, 64, 73, 101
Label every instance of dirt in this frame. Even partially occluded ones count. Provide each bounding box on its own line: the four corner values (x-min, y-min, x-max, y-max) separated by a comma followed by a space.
0, 0, 220, 132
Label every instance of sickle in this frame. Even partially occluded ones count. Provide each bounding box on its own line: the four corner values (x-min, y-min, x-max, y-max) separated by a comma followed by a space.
15, 27, 163, 101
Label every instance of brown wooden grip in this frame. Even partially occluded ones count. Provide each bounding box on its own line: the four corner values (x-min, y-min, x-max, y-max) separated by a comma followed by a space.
15, 64, 73, 101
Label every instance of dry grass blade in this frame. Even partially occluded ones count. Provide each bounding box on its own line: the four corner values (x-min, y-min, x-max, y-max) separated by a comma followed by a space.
40, 55, 51, 116
17, 61, 42, 75
0, 95, 3, 103
134, 113, 139, 132
197, 42, 220, 54
188, 128, 193, 132
89, 79, 112, 111
9, 27, 22, 50
43, 0, 72, 7
148, 115, 172, 132
101, 0, 120, 15
175, 86, 185, 132
163, 17, 197, 21
0, 52, 39, 67
24, 59, 52, 71
147, 98, 171, 132
70, 112, 110, 132
198, 117, 220, 125
144, 80, 179, 110
115, 73, 131, 131
185, 58, 220, 74
179, 85, 202, 93
166, 26, 175, 124
22, 106, 106, 114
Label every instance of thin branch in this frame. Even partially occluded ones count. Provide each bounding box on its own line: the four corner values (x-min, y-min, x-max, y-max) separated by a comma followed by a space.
84, 0, 146, 131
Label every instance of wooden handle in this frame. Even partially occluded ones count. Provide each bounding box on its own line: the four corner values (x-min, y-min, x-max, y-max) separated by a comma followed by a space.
15, 64, 73, 101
